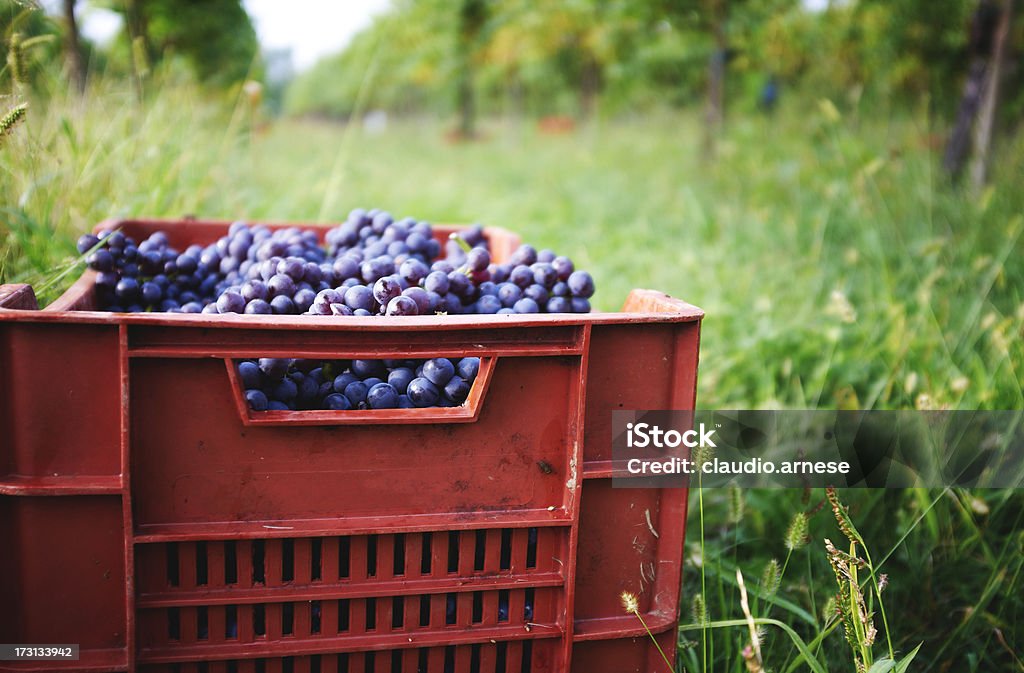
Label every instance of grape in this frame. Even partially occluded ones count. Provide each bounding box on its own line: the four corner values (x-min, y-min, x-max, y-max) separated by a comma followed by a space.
272, 378, 298, 401
424, 270, 449, 294
333, 256, 360, 280
547, 296, 571, 313
176, 254, 198, 274
466, 248, 490, 272
552, 256, 574, 280
343, 380, 369, 406
523, 284, 549, 305
278, 257, 305, 281
244, 299, 272, 314
497, 283, 522, 307
571, 297, 591, 313
367, 383, 400, 409
351, 359, 386, 379
344, 285, 375, 312
422, 358, 455, 386
324, 393, 352, 410
402, 287, 431, 314
268, 401, 290, 411
443, 376, 471, 404
407, 377, 440, 407
386, 295, 418, 316
241, 280, 268, 302
514, 297, 540, 314
295, 374, 319, 401
441, 293, 462, 314
387, 367, 415, 394
115, 277, 139, 302
510, 265, 533, 288
270, 295, 297, 314
95, 271, 118, 290
333, 373, 358, 393
490, 264, 511, 283
267, 274, 295, 298
141, 281, 162, 305
532, 263, 558, 288
244, 389, 268, 411
238, 361, 261, 389
567, 271, 595, 298
373, 276, 402, 306
400, 258, 429, 284
447, 272, 471, 298
259, 358, 291, 380
88, 249, 114, 272
510, 244, 537, 266
456, 357, 480, 380
293, 288, 316, 313
77, 233, 100, 254
476, 294, 501, 313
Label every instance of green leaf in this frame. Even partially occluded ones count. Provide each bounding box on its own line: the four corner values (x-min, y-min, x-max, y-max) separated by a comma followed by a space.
894, 643, 923, 673
867, 658, 895, 673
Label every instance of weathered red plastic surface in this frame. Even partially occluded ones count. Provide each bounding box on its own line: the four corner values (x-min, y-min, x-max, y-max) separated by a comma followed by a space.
0, 219, 703, 673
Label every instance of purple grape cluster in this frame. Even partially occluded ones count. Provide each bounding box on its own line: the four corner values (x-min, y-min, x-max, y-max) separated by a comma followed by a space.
307, 212, 594, 317
238, 356, 481, 411
79, 229, 213, 313
80, 208, 596, 317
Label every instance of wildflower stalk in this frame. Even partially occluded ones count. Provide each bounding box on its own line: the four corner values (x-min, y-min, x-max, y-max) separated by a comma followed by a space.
826, 487, 895, 662
621, 592, 674, 673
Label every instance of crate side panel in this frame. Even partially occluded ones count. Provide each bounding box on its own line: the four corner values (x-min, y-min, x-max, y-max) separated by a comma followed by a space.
583, 323, 699, 464
573, 480, 668, 621
0, 495, 127, 647
0, 323, 121, 477
130, 356, 578, 527
569, 631, 677, 673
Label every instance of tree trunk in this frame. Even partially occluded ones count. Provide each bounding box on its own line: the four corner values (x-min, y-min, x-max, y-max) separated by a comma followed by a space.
703, 0, 727, 159
455, 0, 486, 139
969, 0, 1014, 189
943, 60, 987, 176
943, 0, 1004, 179
63, 0, 86, 93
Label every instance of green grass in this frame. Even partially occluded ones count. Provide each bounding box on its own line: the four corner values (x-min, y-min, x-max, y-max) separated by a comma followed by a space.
1, 76, 1022, 671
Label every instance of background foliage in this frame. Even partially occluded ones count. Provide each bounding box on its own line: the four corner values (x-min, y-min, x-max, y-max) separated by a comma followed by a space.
1, 1, 1022, 671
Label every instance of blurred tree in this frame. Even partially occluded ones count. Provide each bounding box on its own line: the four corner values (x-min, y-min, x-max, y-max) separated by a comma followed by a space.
944, 0, 1016, 186
455, 0, 487, 137
103, 0, 258, 87
62, 0, 85, 92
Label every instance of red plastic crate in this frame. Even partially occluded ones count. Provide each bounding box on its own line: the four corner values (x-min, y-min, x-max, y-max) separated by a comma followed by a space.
0, 219, 702, 673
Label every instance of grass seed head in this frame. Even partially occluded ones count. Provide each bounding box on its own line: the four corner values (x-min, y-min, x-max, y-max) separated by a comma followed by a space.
785, 510, 810, 550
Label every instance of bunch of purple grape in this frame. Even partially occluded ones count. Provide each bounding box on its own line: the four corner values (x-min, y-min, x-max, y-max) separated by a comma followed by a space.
77, 230, 214, 313
80, 208, 595, 317
238, 356, 481, 411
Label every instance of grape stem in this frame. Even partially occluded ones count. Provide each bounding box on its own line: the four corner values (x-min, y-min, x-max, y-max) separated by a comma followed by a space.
448, 231, 473, 253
